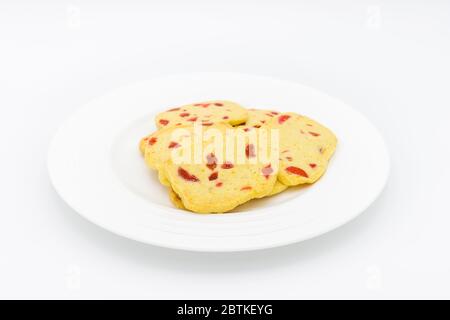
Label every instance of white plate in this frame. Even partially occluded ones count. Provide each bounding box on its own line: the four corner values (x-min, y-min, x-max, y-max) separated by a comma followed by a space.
48, 73, 389, 252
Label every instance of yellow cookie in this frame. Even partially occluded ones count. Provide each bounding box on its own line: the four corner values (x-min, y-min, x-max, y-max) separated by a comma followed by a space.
160, 125, 278, 213
155, 100, 248, 129
267, 112, 337, 186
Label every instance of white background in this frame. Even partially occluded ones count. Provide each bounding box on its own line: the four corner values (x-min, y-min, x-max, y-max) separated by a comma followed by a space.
1, 0, 449, 299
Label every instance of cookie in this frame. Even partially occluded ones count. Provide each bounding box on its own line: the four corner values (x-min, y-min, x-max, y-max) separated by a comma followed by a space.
155, 100, 248, 129
266, 112, 337, 186
142, 122, 280, 212
159, 124, 279, 213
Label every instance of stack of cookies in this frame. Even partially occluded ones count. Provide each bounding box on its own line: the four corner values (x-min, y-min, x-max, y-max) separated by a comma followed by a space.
139, 101, 337, 213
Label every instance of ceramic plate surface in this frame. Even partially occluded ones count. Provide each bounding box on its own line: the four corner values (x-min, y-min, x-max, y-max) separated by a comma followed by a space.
48, 73, 389, 252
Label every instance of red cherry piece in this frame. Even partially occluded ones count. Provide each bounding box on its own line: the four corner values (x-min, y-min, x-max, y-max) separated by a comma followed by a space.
285, 166, 308, 178
261, 164, 273, 179
148, 137, 157, 145
178, 167, 199, 182
168, 141, 180, 149
309, 163, 317, 168
159, 119, 169, 126
206, 153, 217, 171
240, 186, 252, 191
221, 162, 234, 169
208, 172, 218, 181
245, 144, 256, 158
194, 103, 210, 108
278, 115, 291, 124
179, 112, 190, 117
